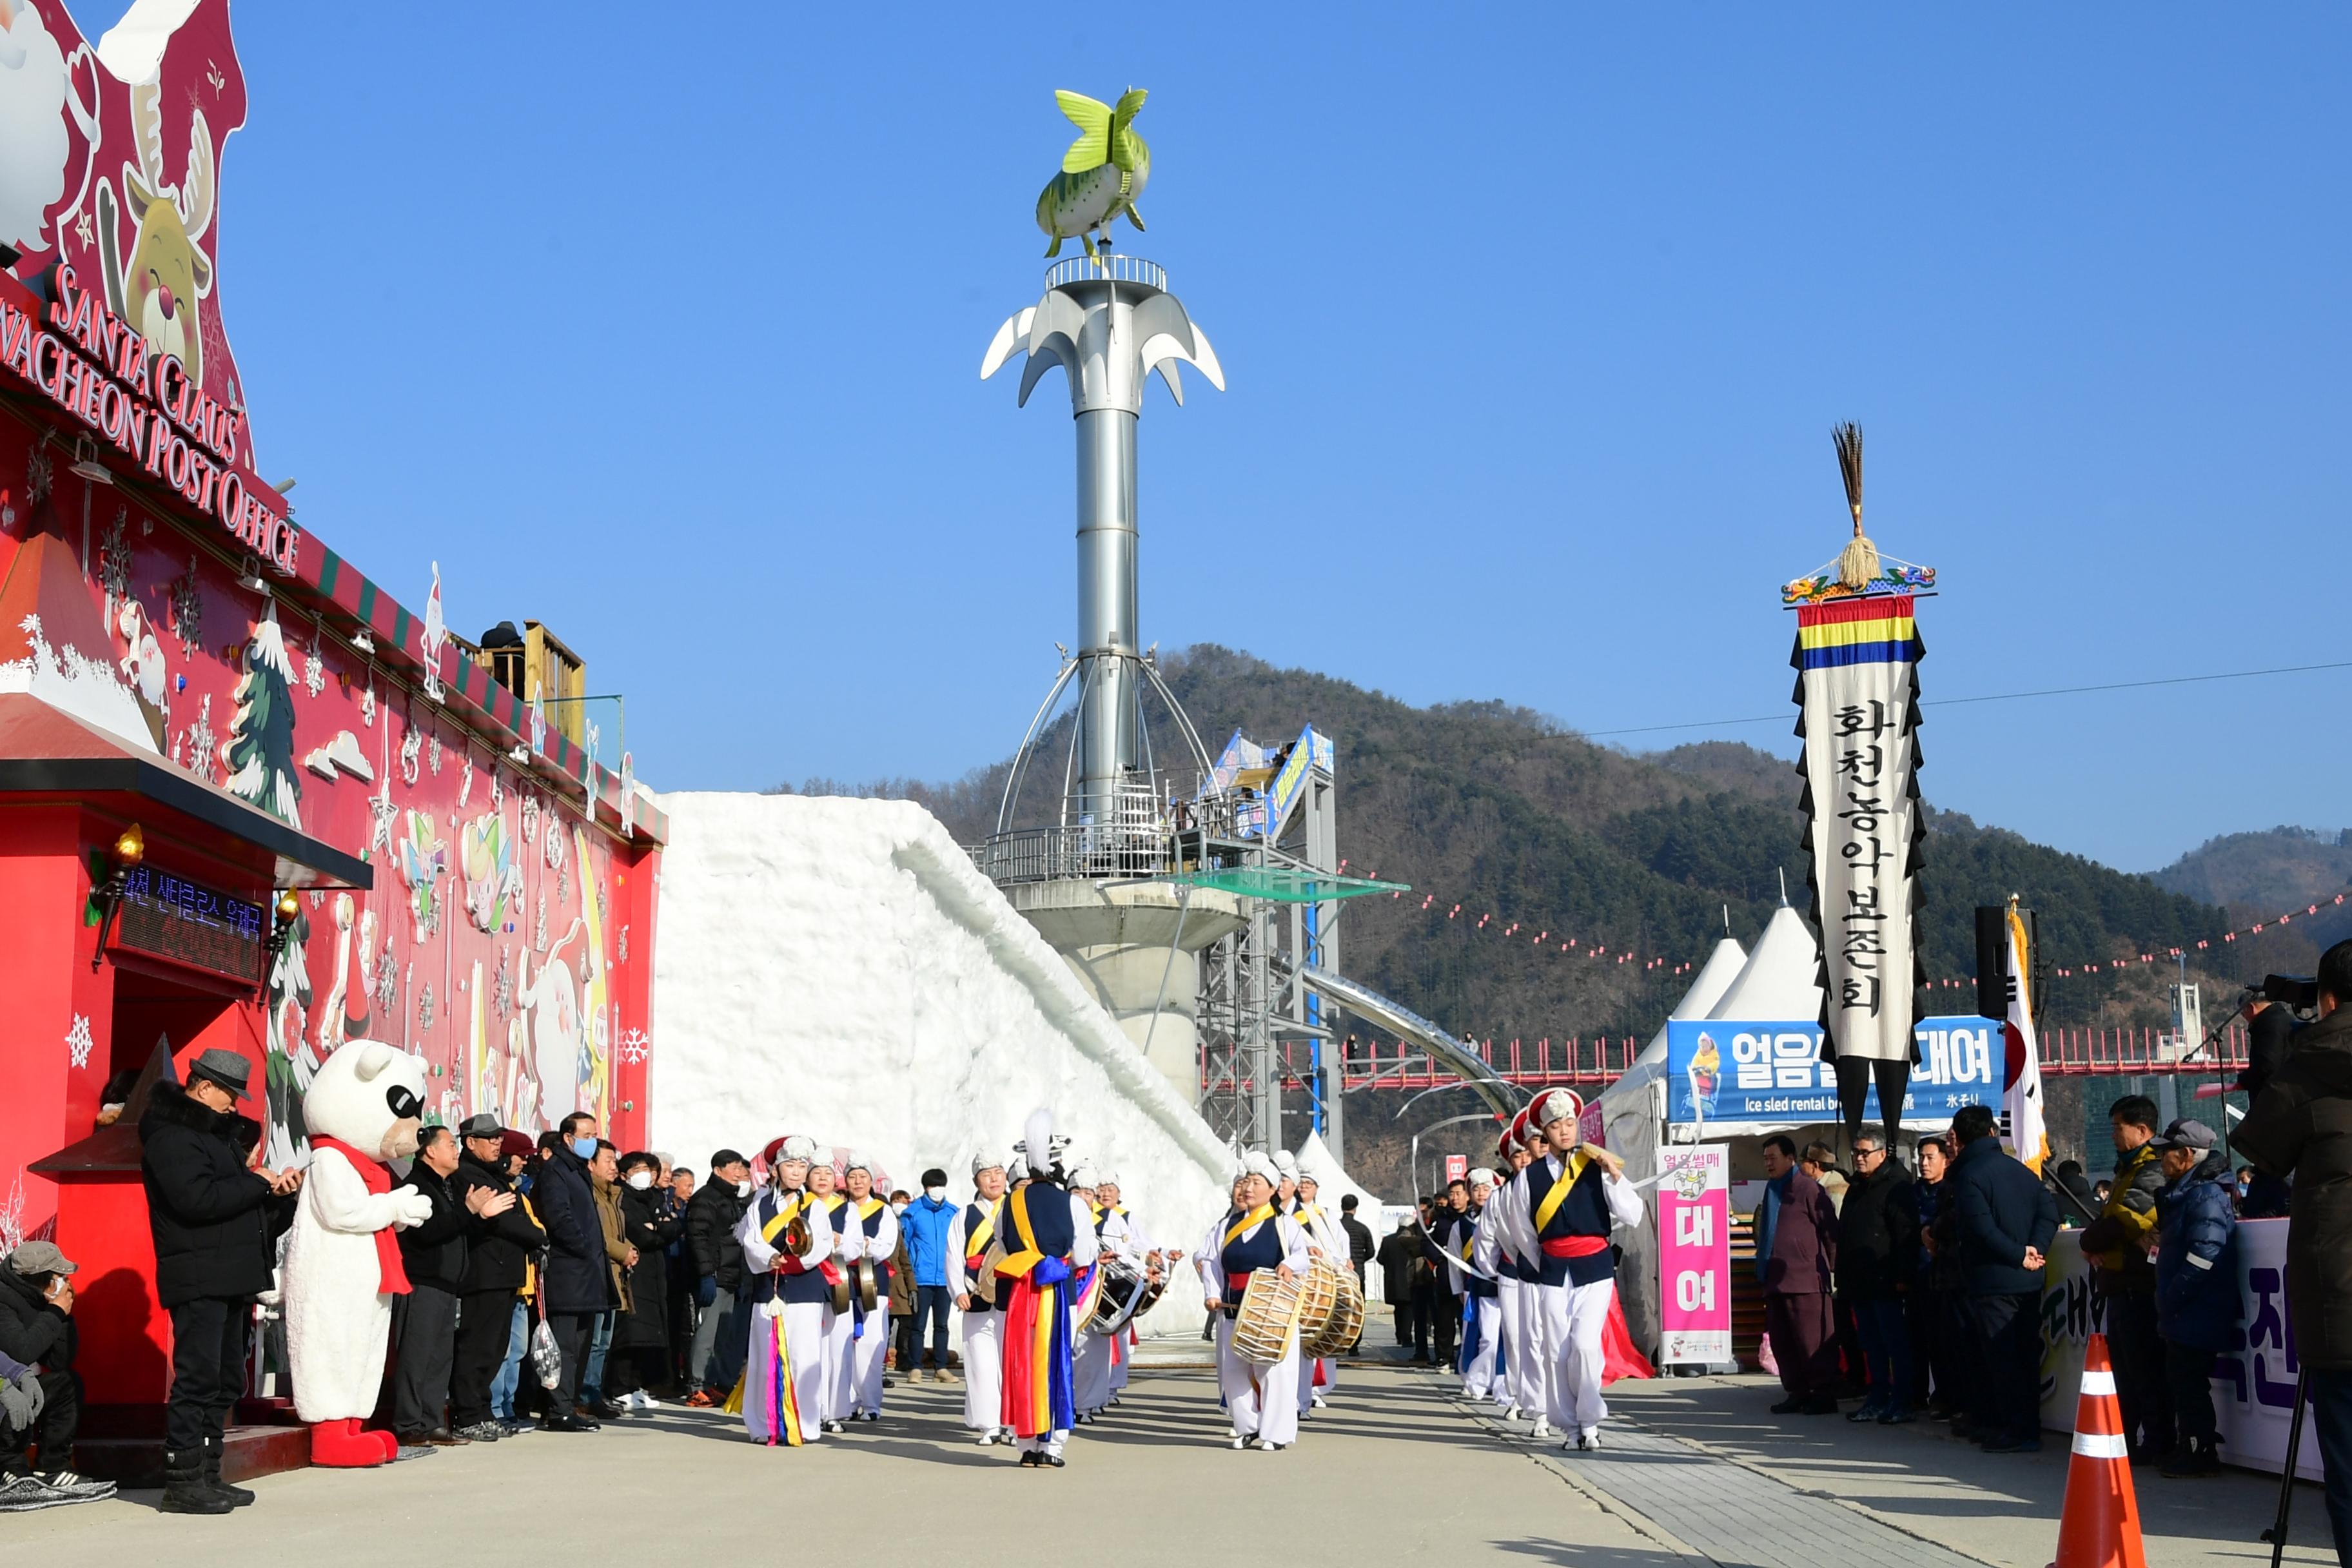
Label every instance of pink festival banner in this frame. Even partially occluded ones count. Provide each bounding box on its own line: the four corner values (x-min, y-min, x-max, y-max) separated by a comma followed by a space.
1656, 1144, 1732, 1366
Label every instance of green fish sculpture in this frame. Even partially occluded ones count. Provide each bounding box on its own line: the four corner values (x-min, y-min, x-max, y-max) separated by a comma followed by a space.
1036, 88, 1150, 259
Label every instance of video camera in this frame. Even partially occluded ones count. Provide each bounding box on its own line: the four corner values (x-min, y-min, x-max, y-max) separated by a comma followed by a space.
2249, 974, 2321, 1014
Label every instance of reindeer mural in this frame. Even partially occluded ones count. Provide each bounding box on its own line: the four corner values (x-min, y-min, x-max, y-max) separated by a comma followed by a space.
95, 79, 215, 385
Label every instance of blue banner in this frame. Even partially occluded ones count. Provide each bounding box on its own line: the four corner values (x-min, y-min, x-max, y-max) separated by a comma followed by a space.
1664, 1015, 2008, 1126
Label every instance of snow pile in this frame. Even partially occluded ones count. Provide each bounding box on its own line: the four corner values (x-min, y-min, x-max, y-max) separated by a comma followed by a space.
649, 792, 1235, 1330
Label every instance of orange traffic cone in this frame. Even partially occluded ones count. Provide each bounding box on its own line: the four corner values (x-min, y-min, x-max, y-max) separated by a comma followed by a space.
2050, 1334, 2149, 1568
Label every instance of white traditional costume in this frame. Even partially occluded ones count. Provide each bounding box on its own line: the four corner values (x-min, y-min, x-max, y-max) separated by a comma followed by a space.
839, 1152, 899, 1420
945, 1152, 1010, 1443
733, 1136, 839, 1446
1288, 1183, 1345, 1413
1497, 1090, 1646, 1449
1195, 1152, 1313, 1451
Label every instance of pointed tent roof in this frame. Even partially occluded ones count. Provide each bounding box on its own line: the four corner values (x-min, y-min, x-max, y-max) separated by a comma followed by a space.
1295, 1128, 1385, 1214
1629, 936, 1749, 1068
1707, 903, 1823, 1023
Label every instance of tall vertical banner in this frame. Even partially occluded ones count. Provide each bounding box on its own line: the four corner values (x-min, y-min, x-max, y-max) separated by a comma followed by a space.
1655, 1144, 1731, 1366
1793, 594, 1926, 1062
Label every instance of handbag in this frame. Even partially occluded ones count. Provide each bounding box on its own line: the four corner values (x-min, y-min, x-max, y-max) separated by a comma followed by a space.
529, 1269, 563, 1391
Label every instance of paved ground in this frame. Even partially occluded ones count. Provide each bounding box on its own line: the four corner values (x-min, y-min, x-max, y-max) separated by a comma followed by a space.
10, 1355, 2335, 1564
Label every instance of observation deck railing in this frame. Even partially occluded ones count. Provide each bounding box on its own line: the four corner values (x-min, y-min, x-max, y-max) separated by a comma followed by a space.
1044, 253, 1166, 291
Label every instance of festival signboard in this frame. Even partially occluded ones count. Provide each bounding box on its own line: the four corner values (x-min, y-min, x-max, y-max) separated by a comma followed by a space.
1656, 1144, 1731, 1366
2039, 1222, 2315, 1480
1665, 1014, 2006, 1126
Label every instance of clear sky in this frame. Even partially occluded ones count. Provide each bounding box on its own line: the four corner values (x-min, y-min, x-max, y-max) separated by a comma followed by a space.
113, 3, 2349, 874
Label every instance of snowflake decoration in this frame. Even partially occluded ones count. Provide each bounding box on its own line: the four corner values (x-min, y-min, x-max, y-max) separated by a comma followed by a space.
399, 722, 422, 786
418, 982, 435, 1034
304, 625, 327, 698
360, 669, 378, 727
544, 815, 565, 872
618, 925, 629, 965
520, 791, 539, 844
64, 1014, 93, 1068
98, 510, 132, 616
168, 556, 204, 659
618, 1028, 650, 1067
376, 936, 398, 1019
595, 881, 607, 925
534, 890, 547, 953
458, 752, 475, 808
557, 867, 569, 907
428, 733, 444, 777
369, 775, 398, 858
26, 442, 53, 505
495, 946, 514, 1017
180, 695, 218, 785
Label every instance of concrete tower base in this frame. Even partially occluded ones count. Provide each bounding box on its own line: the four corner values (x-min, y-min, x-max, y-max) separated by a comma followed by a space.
1003, 880, 1244, 1098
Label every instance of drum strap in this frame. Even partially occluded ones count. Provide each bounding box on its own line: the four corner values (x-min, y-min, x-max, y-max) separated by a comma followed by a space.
1533, 1153, 1592, 1235
1223, 1204, 1276, 1246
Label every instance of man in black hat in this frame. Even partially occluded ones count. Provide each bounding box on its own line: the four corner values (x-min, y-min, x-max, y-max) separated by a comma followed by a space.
448, 1113, 543, 1440
140, 1047, 300, 1514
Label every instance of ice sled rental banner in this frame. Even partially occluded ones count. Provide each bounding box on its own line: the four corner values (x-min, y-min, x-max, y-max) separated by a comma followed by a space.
1792, 594, 1925, 1064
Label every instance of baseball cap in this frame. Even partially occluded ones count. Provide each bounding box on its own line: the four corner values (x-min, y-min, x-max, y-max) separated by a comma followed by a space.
6, 1241, 77, 1277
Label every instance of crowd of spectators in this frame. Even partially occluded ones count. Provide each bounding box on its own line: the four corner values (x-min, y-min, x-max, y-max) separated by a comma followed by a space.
1758, 1093, 2246, 1475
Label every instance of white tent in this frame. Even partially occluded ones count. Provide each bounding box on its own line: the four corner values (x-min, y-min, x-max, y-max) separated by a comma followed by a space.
1294, 1130, 1395, 1301
1705, 902, 1823, 1023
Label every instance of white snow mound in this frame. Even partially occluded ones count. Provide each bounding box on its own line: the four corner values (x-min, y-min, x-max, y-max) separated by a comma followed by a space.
650, 791, 1235, 1331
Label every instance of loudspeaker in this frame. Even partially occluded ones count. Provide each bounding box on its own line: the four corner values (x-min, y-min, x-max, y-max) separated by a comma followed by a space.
1975, 906, 2037, 1021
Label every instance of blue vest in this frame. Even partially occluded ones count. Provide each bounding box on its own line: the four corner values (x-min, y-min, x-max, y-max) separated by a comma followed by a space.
1216, 1209, 1285, 1317
1524, 1158, 1616, 1288
853, 1198, 892, 1284
1007, 1182, 1075, 1262
962, 1199, 1004, 1312
745, 1188, 833, 1306
1444, 1208, 1497, 1298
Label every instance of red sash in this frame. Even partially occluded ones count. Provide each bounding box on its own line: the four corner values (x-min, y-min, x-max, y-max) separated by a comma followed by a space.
1540, 1235, 1610, 1259
311, 1136, 412, 1295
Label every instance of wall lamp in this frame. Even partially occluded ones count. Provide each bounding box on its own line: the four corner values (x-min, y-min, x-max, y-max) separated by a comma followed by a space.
90, 823, 146, 970
266, 888, 303, 979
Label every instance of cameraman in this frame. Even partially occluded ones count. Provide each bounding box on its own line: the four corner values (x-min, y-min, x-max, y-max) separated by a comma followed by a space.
2233, 938, 2352, 1558
2237, 988, 2300, 1219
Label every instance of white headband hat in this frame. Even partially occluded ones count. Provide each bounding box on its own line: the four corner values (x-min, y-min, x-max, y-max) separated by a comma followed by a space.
843, 1150, 872, 1174
971, 1152, 1005, 1179
1094, 1170, 1119, 1188
779, 1135, 818, 1162
1468, 1166, 1498, 1188
1240, 1151, 1280, 1184
1068, 1164, 1099, 1190
1535, 1088, 1583, 1131
1271, 1149, 1300, 1177
1008, 1153, 1030, 1182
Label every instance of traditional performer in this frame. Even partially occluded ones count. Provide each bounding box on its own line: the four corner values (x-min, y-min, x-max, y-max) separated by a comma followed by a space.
1094, 1174, 1159, 1405
733, 1135, 839, 1446
1478, 1118, 1535, 1424
1497, 1088, 1648, 1451
804, 1157, 856, 1433
997, 1111, 1098, 1467
1068, 1166, 1116, 1422
840, 1152, 898, 1422
1290, 1173, 1344, 1413
1454, 1168, 1503, 1400
947, 1153, 1012, 1446
1196, 1152, 1312, 1452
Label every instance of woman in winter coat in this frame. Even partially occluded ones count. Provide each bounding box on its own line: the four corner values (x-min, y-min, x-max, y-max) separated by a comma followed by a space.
2151, 1122, 2240, 1477
611, 1152, 682, 1404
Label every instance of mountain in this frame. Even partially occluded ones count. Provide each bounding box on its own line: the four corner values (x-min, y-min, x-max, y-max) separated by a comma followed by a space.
779, 645, 2244, 1041
2150, 827, 2352, 974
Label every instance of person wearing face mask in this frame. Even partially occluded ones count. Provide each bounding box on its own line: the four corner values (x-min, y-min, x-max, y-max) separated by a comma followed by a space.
735, 1134, 840, 1446
901, 1168, 960, 1384
683, 1150, 754, 1407
611, 1152, 683, 1409
531, 1113, 614, 1431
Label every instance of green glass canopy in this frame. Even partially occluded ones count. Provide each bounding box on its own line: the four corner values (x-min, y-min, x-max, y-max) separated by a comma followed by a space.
1153, 868, 1410, 903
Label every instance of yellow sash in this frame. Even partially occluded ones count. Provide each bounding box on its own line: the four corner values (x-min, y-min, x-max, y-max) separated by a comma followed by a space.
965, 1202, 997, 1262
997, 1186, 1047, 1278
1532, 1152, 1591, 1235
856, 1197, 886, 1222
1223, 1203, 1276, 1248
760, 1190, 808, 1245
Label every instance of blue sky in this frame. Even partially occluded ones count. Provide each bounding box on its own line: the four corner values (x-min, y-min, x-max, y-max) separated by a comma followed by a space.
115, 3, 2350, 873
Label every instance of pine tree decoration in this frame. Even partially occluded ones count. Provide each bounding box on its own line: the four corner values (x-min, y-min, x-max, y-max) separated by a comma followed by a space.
222, 602, 303, 829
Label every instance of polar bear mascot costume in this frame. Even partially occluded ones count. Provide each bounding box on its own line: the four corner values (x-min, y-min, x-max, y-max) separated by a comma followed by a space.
283, 1040, 433, 1465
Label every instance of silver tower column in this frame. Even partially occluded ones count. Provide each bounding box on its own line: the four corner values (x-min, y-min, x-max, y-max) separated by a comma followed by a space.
984, 256, 1223, 827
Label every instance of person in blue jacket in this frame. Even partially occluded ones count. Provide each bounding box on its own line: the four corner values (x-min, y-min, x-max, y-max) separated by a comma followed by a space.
2151, 1118, 2241, 1478
900, 1168, 961, 1381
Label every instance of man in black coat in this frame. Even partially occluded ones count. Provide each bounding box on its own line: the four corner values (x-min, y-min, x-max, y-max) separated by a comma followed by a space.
1946, 1102, 2059, 1453
531, 1114, 612, 1431
391, 1125, 481, 1447
1834, 1134, 1919, 1423
139, 1048, 298, 1513
448, 1114, 544, 1439
682, 1150, 750, 1405
0, 1241, 112, 1508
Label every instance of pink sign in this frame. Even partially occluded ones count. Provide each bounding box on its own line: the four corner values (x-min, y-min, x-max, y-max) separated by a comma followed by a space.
1444, 1153, 1467, 1186
1655, 1144, 1732, 1366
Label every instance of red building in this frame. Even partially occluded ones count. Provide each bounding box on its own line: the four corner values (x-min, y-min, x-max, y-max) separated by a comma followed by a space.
0, 0, 663, 1469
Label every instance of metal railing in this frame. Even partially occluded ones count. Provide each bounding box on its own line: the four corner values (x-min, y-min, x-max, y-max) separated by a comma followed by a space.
1045, 253, 1166, 291
970, 778, 1265, 885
